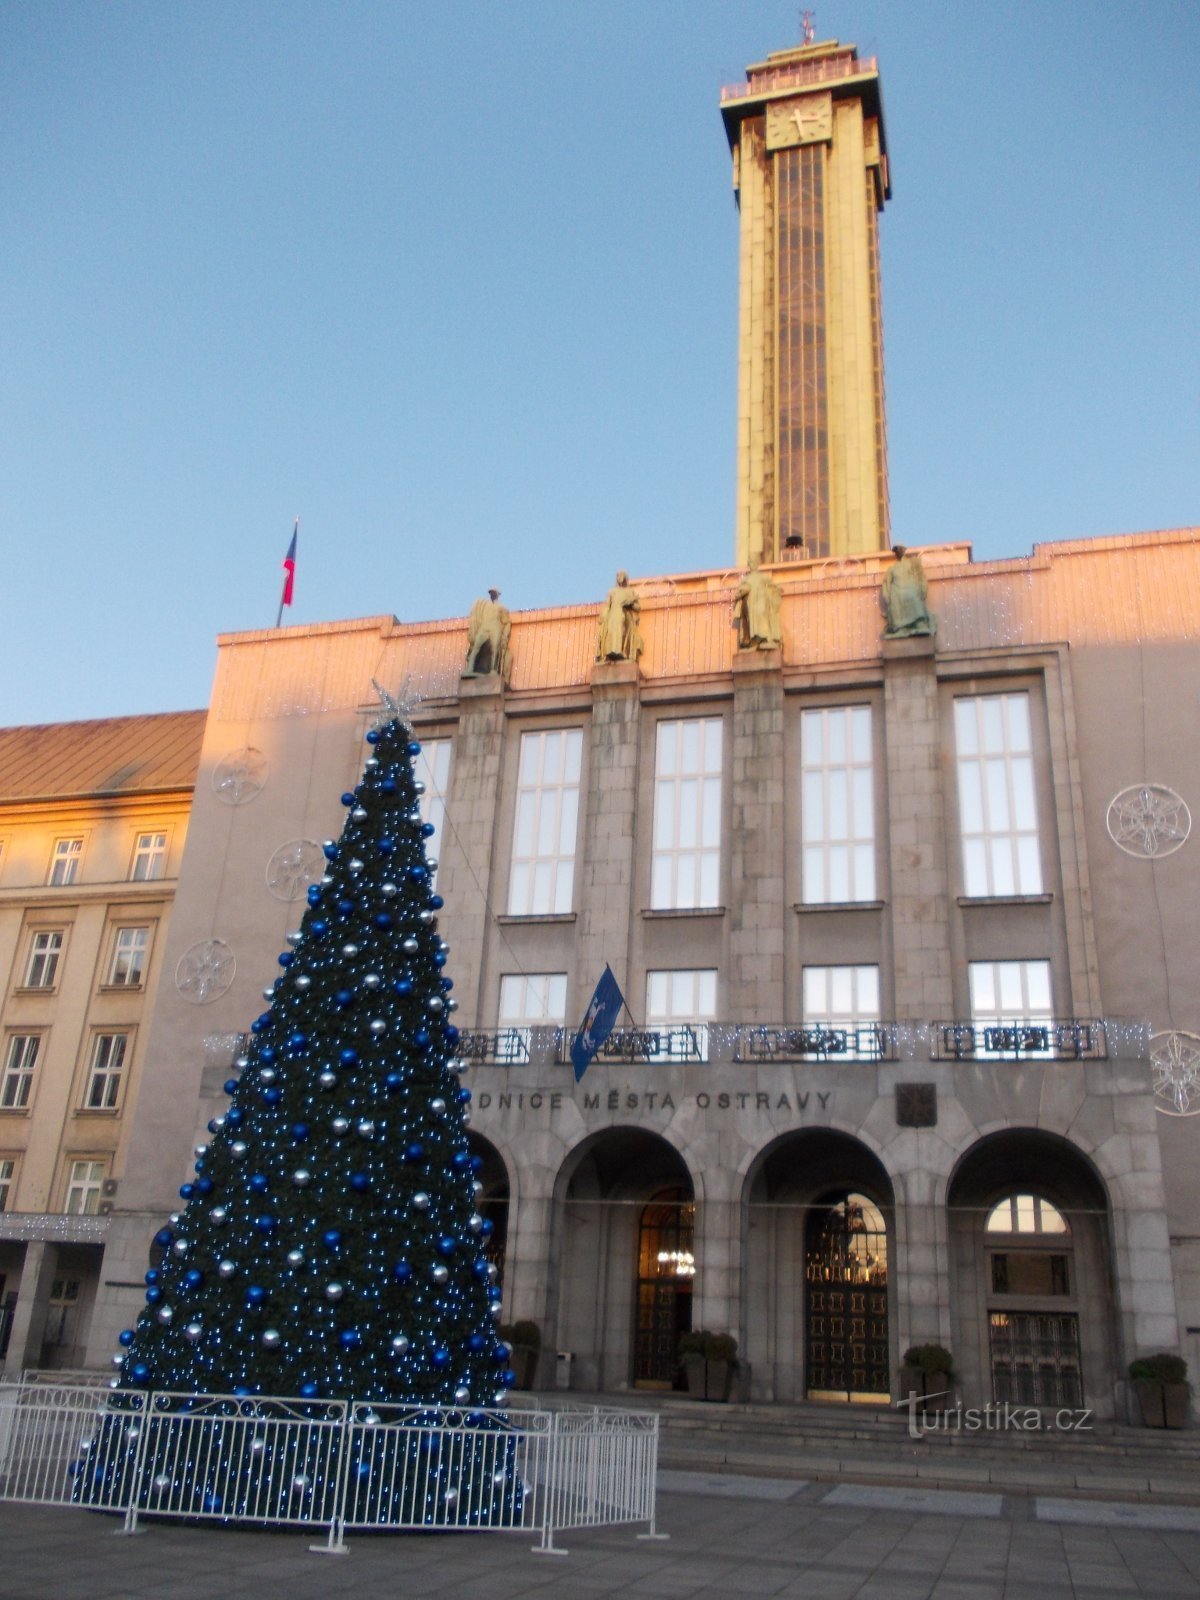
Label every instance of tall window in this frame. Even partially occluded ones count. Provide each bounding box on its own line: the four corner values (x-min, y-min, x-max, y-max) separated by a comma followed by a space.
507, 729, 583, 916
84, 1033, 129, 1110
1, 1035, 40, 1110
415, 739, 452, 891
0, 1157, 16, 1212
49, 838, 83, 886
107, 927, 149, 987
969, 960, 1052, 1058
24, 929, 64, 989
130, 832, 167, 881
645, 969, 716, 1062
801, 706, 874, 903
803, 965, 881, 1024
497, 973, 567, 1061
955, 694, 1042, 897
651, 718, 723, 910
65, 1160, 106, 1215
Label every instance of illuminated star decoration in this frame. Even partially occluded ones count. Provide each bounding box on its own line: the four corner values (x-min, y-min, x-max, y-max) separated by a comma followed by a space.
371, 676, 422, 729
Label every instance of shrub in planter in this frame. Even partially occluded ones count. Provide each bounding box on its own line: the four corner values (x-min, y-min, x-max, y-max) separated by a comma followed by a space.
498, 1320, 541, 1390
678, 1331, 739, 1401
1129, 1354, 1192, 1429
900, 1344, 954, 1409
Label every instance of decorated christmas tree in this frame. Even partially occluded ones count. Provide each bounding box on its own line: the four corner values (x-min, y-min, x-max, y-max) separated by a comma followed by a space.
76, 699, 521, 1525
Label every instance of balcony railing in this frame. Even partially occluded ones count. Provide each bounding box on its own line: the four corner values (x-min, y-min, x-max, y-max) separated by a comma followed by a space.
732, 1023, 892, 1063
930, 1019, 1107, 1062
721, 53, 878, 104
455, 1028, 535, 1066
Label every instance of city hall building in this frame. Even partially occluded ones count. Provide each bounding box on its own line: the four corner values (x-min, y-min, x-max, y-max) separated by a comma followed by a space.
7, 40, 1198, 1421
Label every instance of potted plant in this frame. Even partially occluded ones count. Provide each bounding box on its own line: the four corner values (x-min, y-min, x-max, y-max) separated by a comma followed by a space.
1129, 1353, 1192, 1429
678, 1330, 709, 1397
497, 1320, 541, 1390
678, 1331, 738, 1401
900, 1344, 955, 1411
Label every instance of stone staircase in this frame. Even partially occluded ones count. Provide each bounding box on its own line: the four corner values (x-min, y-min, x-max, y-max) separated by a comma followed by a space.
553, 1392, 1200, 1504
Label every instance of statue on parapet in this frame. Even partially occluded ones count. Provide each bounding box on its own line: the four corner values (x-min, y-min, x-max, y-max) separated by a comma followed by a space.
464, 587, 513, 680
880, 545, 937, 638
733, 558, 783, 651
595, 570, 644, 663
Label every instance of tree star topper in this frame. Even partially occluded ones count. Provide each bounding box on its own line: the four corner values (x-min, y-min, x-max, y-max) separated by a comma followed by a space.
371, 676, 422, 728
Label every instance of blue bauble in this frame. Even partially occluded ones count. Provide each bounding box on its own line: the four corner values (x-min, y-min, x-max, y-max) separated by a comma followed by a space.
481, 1218, 495, 1237
249, 1174, 269, 1193
434, 952, 447, 968
145, 1286, 164, 1304
340, 792, 356, 806
337, 898, 355, 916
349, 1172, 370, 1193
323, 841, 339, 859
374, 913, 392, 929
469, 1153, 482, 1172
233, 1386, 251, 1398
226, 1106, 244, 1125
467, 1334, 486, 1353
472, 1259, 490, 1281
366, 729, 380, 745
431, 1347, 450, 1370
451, 1149, 468, 1168
145, 1269, 160, 1285
291, 1123, 310, 1142
323, 1229, 343, 1250
132, 1363, 150, 1384
246, 1285, 267, 1307
381, 778, 397, 795
153, 1228, 172, 1248
392, 1261, 413, 1284
414, 1029, 430, 1049
500, 1369, 517, 1388
264, 1087, 282, 1106
437, 1236, 456, 1257
223, 1079, 239, 1097
441, 977, 453, 991
255, 1214, 277, 1234
300, 1381, 319, 1398
385, 1072, 403, 1092
311, 919, 328, 937
378, 837, 394, 854
335, 989, 354, 1008
407, 865, 427, 884
429, 894, 444, 909
407, 740, 421, 756
394, 978, 413, 997
288, 1032, 308, 1051
340, 1049, 359, 1068
406, 1142, 425, 1163
195, 1177, 214, 1196
261, 1046, 277, 1063
185, 1269, 203, 1289
179, 1183, 194, 1199
207, 1119, 221, 1135
307, 886, 322, 906
420, 822, 436, 838
118, 1329, 135, 1347
278, 951, 293, 968
458, 1086, 472, 1104
445, 1024, 460, 1045
339, 1329, 362, 1350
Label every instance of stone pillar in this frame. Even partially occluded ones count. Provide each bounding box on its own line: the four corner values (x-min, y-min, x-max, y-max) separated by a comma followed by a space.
691, 1178, 741, 1348
3, 1240, 58, 1373
727, 650, 786, 1023
573, 661, 641, 1015
882, 637, 953, 1019
439, 675, 506, 1024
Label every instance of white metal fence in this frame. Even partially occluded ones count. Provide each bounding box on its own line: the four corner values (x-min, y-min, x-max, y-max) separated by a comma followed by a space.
0, 1378, 661, 1554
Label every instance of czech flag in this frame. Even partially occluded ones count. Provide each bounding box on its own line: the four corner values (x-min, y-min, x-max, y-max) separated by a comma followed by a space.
281, 521, 298, 608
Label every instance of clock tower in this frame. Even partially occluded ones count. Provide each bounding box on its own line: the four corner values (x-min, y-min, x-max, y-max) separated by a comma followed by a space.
721, 40, 891, 565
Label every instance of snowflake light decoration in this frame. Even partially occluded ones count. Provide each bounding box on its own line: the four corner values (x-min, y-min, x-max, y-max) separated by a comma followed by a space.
1150, 1030, 1200, 1117
265, 839, 325, 901
1107, 784, 1191, 858
212, 748, 269, 806
175, 939, 236, 1004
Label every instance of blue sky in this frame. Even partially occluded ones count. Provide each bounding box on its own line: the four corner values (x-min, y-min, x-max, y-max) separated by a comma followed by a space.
2, 1, 1196, 727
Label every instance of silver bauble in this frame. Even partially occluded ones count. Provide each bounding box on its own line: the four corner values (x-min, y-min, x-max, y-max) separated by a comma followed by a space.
250, 1435, 266, 1453
342, 943, 359, 958
430, 1097, 447, 1115
209, 1206, 228, 1225
431, 1264, 449, 1284
418, 909, 434, 925
292, 1168, 311, 1187
111, 1353, 124, 1369
381, 881, 398, 897
262, 986, 276, 1001
261, 1329, 281, 1349
295, 974, 312, 991
489, 1304, 502, 1321
427, 996, 444, 1013
461, 1109, 471, 1126
493, 1390, 507, 1404
390, 1334, 410, 1355
356, 1119, 375, 1137
218, 1259, 237, 1279
324, 1282, 344, 1302
369, 1018, 387, 1036
321, 873, 334, 886
286, 1248, 305, 1267
472, 1180, 484, 1199
156, 1304, 173, 1324
184, 1322, 203, 1343
487, 1263, 498, 1283
425, 857, 438, 872
438, 940, 450, 955
194, 1144, 208, 1158
172, 1239, 189, 1257
293, 1474, 310, 1491
413, 780, 426, 795
287, 930, 303, 946
364, 757, 379, 771
351, 807, 368, 821
169, 1212, 182, 1224
412, 1191, 430, 1210
260, 1066, 277, 1084
446, 997, 458, 1012
454, 1385, 470, 1404
319, 1070, 338, 1089
153, 1474, 171, 1491
443, 1488, 458, 1507
231, 1140, 248, 1156
402, 936, 419, 954
348, 858, 364, 874
235, 1056, 250, 1071
331, 1117, 350, 1135
362, 972, 381, 990
468, 1213, 483, 1233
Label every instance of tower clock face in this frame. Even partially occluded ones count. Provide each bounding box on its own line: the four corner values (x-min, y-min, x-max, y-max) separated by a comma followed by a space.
766, 93, 832, 151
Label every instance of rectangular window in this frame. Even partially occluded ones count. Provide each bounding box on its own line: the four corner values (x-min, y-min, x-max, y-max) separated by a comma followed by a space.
24, 929, 64, 989
130, 832, 167, 881
645, 969, 716, 1062
955, 694, 1042, 896
1, 1035, 40, 1110
0, 1157, 16, 1212
801, 706, 875, 903
84, 1033, 129, 1111
65, 1161, 106, 1216
49, 838, 83, 886
507, 729, 583, 916
497, 973, 567, 1062
415, 739, 452, 891
107, 927, 149, 987
803, 965, 881, 1023
969, 960, 1053, 1058
651, 718, 723, 910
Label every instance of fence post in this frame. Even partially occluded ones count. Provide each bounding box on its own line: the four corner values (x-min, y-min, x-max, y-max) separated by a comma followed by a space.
116, 1391, 155, 1537
309, 1399, 350, 1555
637, 1415, 669, 1541
532, 1407, 567, 1556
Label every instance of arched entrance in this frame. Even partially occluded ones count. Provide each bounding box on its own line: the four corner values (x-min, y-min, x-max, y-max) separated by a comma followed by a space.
744, 1129, 895, 1403
550, 1129, 696, 1393
947, 1130, 1115, 1416
805, 1193, 889, 1400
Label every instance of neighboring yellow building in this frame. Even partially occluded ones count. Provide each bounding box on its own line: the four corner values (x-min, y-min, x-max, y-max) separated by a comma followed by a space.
0, 711, 204, 1370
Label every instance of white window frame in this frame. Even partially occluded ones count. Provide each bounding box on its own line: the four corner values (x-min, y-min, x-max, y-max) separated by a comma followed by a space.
83, 1032, 129, 1111
802, 964, 883, 1059
955, 694, 1042, 897
24, 929, 65, 989
1, 1035, 41, 1110
130, 831, 168, 882
415, 739, 452, 892
801, 706, 875, 903
651, 717, 723, 910
986, 1195, 1070, 1235
497, 973, 568, 1062
507, 728, 583, 916
0, 1156, 16, 1212
644, 969, 716, 1062
968, 959, 1053, 1059
107, 926, 149, 988
64, 1160, 107, 1216
48, 838, 83, 887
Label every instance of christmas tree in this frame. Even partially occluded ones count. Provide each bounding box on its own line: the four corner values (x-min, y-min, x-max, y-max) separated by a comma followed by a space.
75, 703, 522, 1526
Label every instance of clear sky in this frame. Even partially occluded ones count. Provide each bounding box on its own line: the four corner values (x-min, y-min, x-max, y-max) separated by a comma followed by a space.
2, 0, 1196, 727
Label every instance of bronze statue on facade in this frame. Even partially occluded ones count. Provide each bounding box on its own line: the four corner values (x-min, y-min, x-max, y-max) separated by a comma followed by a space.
733, 559, 783, 651
595, 571, 644, 663
464, 588, 513, 680
880, 546, 936, 638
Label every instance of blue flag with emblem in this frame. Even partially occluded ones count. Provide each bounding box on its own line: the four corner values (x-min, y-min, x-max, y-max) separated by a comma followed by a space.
570, 965, 625, 1082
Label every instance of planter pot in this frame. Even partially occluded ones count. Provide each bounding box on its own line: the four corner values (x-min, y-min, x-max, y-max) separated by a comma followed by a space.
899, 1365, 953, 1413
510, 1346, 539, 1391
1135, 1379, 1191, 1428
704, 1360, 732, 1402
684, 1360, 707, 1398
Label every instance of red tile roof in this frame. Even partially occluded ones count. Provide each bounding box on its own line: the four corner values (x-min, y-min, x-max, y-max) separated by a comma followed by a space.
0, 711, 206, 802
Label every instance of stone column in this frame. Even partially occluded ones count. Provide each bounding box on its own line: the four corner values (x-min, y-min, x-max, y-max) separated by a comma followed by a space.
572, 661, 641, 1016
3, 1240, 58, 1373
882, 637, 953, 1020
727, 650, 786, 1023
438, 675, 506, 1025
